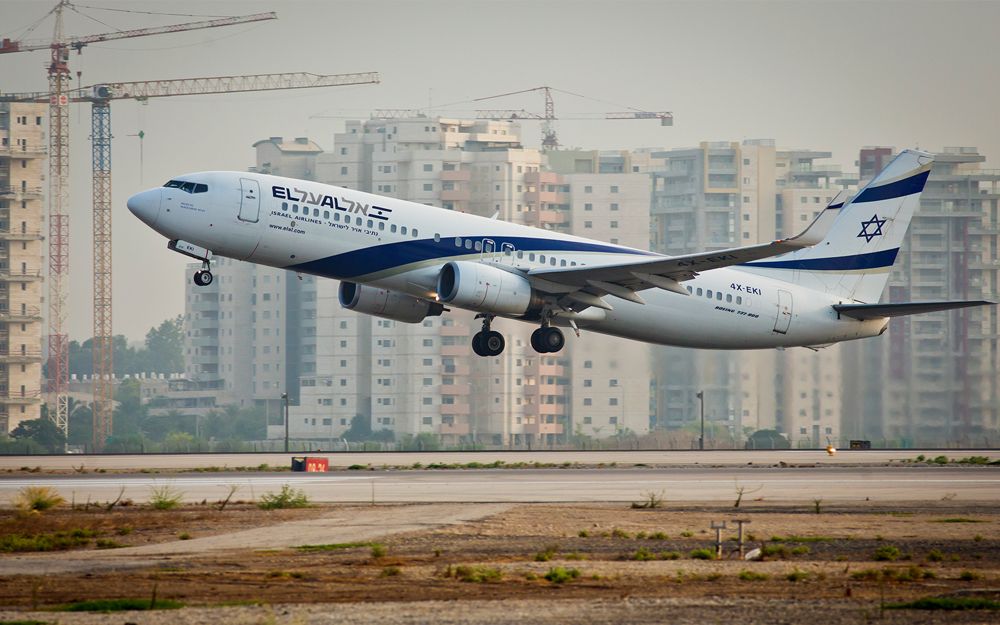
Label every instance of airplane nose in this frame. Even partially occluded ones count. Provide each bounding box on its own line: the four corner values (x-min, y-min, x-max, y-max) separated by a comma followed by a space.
127, 188, 161, 227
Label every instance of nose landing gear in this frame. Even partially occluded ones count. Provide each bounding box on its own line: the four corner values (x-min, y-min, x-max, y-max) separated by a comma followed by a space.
193, 260, 213, 287
472, 314, 505, 357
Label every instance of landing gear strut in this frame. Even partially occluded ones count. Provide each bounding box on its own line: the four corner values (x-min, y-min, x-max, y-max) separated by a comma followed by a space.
530, 325, 565, 353
193, 260, 213, 287
472, 314, 505, 357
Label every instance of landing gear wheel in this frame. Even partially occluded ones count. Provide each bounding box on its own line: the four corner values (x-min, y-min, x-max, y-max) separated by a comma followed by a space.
483, 330, 505, 356
193, 269, 214, 287
530, 328, 546, 353
471, 332, 486, 357
539, 327, 565, 353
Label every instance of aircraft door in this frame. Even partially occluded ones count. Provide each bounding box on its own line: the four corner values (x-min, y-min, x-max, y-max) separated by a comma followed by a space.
238, 178, 261, 223
500, 242, 515, 264
773, 289, 793, 334
481, 238, 497, 263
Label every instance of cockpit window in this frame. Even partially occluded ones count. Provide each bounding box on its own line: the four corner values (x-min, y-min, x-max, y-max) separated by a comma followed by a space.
163, 180, 208, 194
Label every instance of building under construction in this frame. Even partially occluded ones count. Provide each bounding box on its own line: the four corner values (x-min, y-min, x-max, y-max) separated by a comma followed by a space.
0, 102, 46, 431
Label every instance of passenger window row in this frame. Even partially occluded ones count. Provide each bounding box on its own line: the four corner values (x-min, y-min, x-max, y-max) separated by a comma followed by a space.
686, 285, 742, 305
280, 201, 419, 238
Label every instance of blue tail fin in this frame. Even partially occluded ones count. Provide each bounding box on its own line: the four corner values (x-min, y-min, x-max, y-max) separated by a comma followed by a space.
742, 149, 934, 302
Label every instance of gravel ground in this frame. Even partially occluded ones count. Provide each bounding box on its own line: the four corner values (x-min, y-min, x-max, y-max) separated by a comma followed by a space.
2, 597, 997, 625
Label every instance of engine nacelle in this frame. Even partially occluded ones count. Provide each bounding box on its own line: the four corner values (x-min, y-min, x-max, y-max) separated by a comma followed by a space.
339, 282, 443, 324
436, 261, 533, 315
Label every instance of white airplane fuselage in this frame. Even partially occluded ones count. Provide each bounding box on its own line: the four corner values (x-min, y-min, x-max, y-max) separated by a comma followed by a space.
128, 171, 888, 350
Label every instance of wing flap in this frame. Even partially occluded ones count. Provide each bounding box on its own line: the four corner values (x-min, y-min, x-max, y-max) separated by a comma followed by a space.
833, 300, 994, 320
527, 191, 841, 294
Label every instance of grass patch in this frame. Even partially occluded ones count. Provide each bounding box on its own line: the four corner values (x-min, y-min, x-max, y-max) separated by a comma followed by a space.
149, 485, 182, 510
577, 530, 589, 538
257, 484, 309, 510
785, 568, 809, 582
611, 528, 631, 539
370, 543, 387, 559
932, 518, 984, 523
873, 545, 902, 561
55, 598, 183, 612
659, 551, 681, 560
631, 547, 655, 561
770, 535, 835, 543
14, 486, 64, 512
886, 597, 1000, 610
959, 570, 982, 581
446, 565, 502, 583
790, 546, 811, 555
379, 566, 401, 577
648, 531, 668, 540
95, 538, 122, 549
926, 549, 945, 562
850, 566, 935, 582
296, 542, 371, 552
739, 570, 768, 581
543, 566, 581, 583
0, 529, 96, 553
689, 548, 715, 560
761, 544, 789, 559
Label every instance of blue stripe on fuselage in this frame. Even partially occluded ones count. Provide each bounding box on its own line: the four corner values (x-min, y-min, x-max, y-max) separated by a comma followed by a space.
742, 247, 899, 271
853, 170, 930, 203
289, 236, 654, 280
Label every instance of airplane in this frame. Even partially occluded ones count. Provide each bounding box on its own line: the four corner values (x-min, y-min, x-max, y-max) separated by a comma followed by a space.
127, 149, 991, 356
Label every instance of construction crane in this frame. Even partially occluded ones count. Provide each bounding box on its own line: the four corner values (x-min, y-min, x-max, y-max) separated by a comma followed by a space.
2, 71, 379, 449
0, 1, 277, 449
0, 1, 326, 449
473, 86, 672, 150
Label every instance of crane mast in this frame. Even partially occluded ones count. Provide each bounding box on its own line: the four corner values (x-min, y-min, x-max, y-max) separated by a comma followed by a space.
1, 2, 382, 449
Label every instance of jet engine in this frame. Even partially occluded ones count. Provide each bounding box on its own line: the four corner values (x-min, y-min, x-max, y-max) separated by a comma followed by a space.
436, 261, 534, 315
339, 282, 444, 324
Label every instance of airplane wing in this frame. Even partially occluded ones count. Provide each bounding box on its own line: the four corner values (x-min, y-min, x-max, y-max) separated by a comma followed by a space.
833, 300, 994, 320
526, 193, 844, 308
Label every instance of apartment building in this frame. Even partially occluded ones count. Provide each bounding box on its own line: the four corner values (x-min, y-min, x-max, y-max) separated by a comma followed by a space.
649, 141, 848, 445
0, 103, 45, 432
842, 147, 1000, 444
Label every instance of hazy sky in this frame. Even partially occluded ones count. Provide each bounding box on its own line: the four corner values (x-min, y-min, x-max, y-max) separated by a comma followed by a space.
1, 0, 998, 341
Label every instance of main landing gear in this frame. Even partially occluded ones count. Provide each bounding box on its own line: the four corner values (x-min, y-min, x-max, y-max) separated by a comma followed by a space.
472, 314, 505, 357
530, 325, 565, 354
193, 260, 213, 287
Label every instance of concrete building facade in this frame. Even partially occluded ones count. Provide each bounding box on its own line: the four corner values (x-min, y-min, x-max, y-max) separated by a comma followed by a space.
0, 103, 45, 432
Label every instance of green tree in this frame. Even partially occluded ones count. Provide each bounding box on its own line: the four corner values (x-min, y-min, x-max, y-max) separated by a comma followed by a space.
143, 316, 184, 373
343, 414, 373, 441
746, 429, 790, 449
11, 418, 66, 453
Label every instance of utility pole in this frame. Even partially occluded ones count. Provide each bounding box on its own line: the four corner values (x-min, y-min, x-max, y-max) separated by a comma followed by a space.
697, 390, 705, 450
281, 392, 289, 453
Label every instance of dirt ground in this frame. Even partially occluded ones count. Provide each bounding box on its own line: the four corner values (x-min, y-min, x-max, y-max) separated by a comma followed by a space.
0, 500, 996, 623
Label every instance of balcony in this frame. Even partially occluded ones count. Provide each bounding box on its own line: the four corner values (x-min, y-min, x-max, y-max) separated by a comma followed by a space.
440, 169, 471, 182
0, 226, 43, 241
0, 306, 42, 322
538, 209, 568, 225
537, 384, 567, 396
538, 363, 565, 377
525, 190, 566, 204
440, 323, 469, 337
0, 187, 43, 200
538, 403, 566, 417
439, 401, 470, 416
0, 144, 46, 158
441, 344, 466, 357
442, 364, 470, 376
438, 421, 471, 436
0, 348, 42, 364
0, 269, 42, 282
440, 188, 470, 201
523, 421, 563, 435
440, 383, 470, 396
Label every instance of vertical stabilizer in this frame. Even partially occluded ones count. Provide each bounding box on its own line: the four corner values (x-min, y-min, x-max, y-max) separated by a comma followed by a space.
742, 149, 934, 302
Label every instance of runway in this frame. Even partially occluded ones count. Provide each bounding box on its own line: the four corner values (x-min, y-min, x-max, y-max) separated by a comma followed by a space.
0, 448, 990, 471
2, 466, 996, 504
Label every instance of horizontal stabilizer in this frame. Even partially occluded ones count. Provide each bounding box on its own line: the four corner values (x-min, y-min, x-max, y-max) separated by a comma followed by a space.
833, 300, 994, 321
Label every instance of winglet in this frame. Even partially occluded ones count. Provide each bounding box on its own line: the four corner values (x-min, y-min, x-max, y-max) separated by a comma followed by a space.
781, 190, 848, 247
